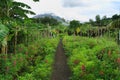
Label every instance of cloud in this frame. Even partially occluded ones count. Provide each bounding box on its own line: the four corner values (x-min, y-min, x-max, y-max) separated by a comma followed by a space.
111, 1, 120, 10
63, 0, 120, 11
62, 0, 90, 7
15, 0, 120, 22
62, 0, 103, 8
62, 0, 120, 20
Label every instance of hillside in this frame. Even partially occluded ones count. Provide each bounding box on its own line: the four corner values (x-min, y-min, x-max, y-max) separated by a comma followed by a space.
33, 13, 65, 22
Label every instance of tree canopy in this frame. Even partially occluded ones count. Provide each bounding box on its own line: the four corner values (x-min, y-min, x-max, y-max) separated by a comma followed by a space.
34, 16, 60, 26
0, 0, 35, 21
69, 20, 80, 29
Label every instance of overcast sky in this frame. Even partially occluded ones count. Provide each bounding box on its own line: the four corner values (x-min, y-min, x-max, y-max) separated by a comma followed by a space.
16, 0, 120, 22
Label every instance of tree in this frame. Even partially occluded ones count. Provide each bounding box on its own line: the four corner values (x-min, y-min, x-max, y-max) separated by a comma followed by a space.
69, 20, 80, 28
0, 0, 36, 54
111, 19, 120, 29
112, 14, 119, 20
0, 0, 35, 21
33, 0, 39, 1
0, 23, 9, 54
95, 15, 101, 26
102, 15, 107, 20
69, 20, 80, 35
101, 15, 108, 26
89, 19, 94, 26
38, 17, 60, 26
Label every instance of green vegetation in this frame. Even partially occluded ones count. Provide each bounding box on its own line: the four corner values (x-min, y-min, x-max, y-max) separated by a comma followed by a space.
63, 36, 120, 80
0, 0, 120, 80
0, 38, 59, 80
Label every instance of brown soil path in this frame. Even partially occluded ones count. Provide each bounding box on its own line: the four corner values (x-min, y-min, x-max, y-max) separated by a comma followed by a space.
51, 39, 71, 80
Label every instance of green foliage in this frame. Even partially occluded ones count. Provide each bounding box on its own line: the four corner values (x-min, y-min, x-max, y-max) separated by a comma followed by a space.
18, 73, 35, 80
1, 0, 120, 80
89, 14, 112, 27
17, 44, 28, 54
0, 53, 27, 80
95, 15, 101, 26
0, 0, 35, 21
0, 37, 59, 80
0, 23, 9, 42
68, 20, 81, 35
112, 14, 120, 20
36, 16, 60, 26
111, 19, 120, 29
69, 20, 80, 30
80, 24, 91, 34
33, 0, 39, 2
63, 36, 120, 80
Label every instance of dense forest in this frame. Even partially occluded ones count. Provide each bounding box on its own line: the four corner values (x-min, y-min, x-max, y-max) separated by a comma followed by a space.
0, 0, 120, 80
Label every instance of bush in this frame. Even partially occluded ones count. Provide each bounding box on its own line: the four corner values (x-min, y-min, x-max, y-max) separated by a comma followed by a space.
63, 36, 120, 80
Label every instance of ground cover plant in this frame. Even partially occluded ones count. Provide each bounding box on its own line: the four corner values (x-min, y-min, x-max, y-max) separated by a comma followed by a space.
63, 36, 120, 80
0, 0, 120, 80
0, 38, 59, 80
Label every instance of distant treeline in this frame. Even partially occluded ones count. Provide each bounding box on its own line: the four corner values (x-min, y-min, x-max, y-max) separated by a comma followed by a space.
88, 14, 120, 27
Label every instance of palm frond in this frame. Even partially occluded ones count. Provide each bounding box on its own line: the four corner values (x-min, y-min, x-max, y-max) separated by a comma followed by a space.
33, 0, 39, 2
13, 1, 31, 9
0, 24, 9, 42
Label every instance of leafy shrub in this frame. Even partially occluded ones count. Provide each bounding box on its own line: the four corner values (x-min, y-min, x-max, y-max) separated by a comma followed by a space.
0, 53, 27, 80
17, 37, 59, 79
63, 36, 120, 80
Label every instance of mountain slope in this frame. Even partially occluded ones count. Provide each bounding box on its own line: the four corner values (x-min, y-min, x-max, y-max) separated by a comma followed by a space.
33, 13, 65, 23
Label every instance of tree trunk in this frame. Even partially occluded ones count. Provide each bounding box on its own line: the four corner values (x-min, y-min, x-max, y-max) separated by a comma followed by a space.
14, 31, 18, 54
1, 37, 8, 54
1, 46, 6, 54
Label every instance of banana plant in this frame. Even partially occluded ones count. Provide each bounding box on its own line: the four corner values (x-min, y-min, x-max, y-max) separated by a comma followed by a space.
0, 23, 9, 54
0, 0, 35, 21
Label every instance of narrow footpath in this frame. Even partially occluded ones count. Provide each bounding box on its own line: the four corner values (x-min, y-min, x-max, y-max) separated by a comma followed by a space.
51, 39, 71, 80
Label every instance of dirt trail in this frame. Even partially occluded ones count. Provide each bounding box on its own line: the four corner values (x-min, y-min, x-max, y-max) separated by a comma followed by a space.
51, 39, 71, 80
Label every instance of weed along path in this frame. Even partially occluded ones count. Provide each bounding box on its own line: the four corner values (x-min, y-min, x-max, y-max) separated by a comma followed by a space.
51, 39, 71, 80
